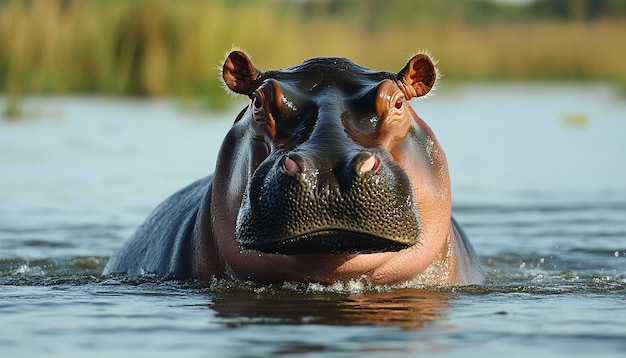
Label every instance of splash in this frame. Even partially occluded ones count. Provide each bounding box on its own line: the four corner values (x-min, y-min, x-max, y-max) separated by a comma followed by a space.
12, 264, 46, 277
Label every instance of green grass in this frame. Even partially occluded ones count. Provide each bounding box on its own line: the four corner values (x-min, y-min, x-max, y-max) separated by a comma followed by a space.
1, 0, 626, 113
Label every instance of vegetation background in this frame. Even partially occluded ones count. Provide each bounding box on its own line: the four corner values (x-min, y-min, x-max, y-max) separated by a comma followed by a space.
2, 0, 626, 113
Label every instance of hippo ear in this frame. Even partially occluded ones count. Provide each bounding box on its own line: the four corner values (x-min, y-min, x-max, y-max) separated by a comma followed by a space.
222, 51, 262, 95
397, 54, 436, 99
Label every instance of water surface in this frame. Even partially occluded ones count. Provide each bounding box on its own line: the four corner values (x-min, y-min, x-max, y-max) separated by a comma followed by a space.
1, 85, 625, 357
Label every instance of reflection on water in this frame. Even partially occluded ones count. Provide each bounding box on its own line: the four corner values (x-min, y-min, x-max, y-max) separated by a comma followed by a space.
1, 86, 625, 357
208, 283, 450, 329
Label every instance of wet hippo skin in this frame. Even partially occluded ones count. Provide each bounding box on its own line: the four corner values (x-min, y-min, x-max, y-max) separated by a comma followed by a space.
103, 51, 483, 285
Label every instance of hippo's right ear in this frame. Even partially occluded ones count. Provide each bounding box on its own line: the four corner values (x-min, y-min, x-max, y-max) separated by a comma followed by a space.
222, 51, 262, 96
397, 53, 437, 99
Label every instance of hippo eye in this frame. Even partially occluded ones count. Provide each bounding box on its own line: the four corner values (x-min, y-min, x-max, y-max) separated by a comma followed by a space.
394, 97, 404, 109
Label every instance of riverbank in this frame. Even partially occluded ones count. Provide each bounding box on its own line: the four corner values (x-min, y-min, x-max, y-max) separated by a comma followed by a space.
2, 0, 626, 113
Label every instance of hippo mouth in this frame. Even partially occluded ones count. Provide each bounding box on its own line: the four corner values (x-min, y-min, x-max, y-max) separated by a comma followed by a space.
241, 229, 415, 255
236, 149, 422, 256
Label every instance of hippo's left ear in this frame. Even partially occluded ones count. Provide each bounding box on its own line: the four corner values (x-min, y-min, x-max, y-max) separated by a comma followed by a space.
397, 54, 436, 99
222, 50, 262, 96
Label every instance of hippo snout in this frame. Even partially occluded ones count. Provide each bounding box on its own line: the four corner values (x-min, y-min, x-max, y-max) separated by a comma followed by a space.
235, 150, 421, 255
280, 153, 379, 176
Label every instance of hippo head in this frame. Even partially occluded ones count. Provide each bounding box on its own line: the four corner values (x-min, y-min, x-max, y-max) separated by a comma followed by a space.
212, 51, 449, 259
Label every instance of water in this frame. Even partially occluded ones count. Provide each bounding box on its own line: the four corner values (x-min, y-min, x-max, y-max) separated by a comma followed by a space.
1, 85, 625, 357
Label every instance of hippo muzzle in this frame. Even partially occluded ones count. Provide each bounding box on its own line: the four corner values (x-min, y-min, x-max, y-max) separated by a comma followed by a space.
236, 148, 421, 255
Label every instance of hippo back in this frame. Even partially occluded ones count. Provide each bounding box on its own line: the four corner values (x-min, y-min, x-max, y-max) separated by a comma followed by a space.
103, 176, 213, 278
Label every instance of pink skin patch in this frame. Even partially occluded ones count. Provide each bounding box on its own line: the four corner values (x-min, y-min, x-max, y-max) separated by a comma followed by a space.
281, 156, 301, 174
359, 155, 379, 173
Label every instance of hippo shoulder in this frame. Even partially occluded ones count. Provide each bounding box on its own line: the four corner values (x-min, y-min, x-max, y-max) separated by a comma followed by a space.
103, 175, 213, 279
451, 217, 483, 284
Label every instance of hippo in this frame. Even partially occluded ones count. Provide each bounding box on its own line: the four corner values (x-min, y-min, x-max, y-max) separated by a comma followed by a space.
103, 50, 483, 285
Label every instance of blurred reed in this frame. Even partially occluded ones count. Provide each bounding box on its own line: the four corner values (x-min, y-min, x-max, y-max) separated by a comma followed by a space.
1, 0, 625, 114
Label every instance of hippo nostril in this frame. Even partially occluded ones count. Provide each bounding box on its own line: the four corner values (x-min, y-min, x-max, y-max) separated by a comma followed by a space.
281, 156, 301, 174
359, 155, 379, 173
